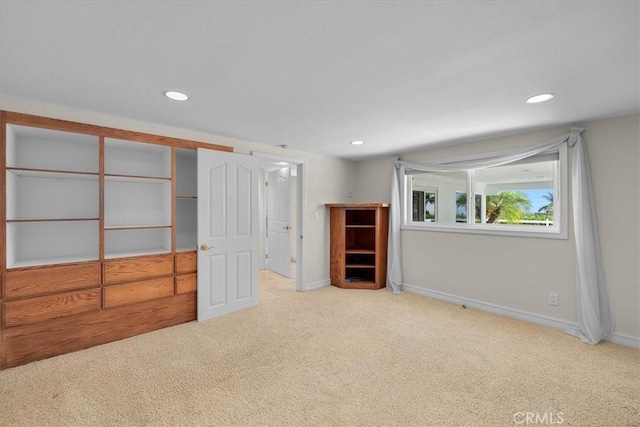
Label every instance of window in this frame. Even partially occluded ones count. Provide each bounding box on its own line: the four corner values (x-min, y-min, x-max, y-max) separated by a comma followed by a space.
403, 146, 567, 238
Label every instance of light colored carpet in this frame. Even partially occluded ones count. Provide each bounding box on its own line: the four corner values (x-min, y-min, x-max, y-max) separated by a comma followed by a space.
1, 285, 638, 426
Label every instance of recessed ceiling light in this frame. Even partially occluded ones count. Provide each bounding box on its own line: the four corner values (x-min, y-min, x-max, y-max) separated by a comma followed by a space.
164, 91, 189, 101
526, 93, 555, 104
351, 140, 365, 145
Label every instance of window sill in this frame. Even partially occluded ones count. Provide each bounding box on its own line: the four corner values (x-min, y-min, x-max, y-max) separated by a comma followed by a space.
401, 223, 568, 240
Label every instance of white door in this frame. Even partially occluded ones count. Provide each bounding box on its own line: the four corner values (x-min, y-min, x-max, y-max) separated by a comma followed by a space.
266, 167, 291, 277
197, 149, 259, 321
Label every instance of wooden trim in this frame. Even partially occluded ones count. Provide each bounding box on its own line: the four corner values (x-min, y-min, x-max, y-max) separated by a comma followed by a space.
6, 167, 98, 176
2, 111, 234, 152
3, 292, 196, 368
171, 147, 177, 259
375, 207, 389, 288
329, 207, 345, 287
325, 203, 390, 208
104, 225, 171, 231
104, 173, 171, 181
98, 136, 105, 266
7, 218, 99, 223
1, 111, 6, 284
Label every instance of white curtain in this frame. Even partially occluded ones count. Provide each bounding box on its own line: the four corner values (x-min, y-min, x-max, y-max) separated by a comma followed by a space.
387, 128, 614, 344
386, 162, 403, 294
566, 132, 614, 344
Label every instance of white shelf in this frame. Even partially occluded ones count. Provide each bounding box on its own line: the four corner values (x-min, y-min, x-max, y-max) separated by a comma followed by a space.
105, 174, 170, 183
7, 168, 98, 179
104, 227, 171, 258
105, 224, 171, 230
105, 138, 171, 178
176, 245, 198, 253
6, 125, 98, 173
104, 248, 172, 260
7, 169, 99, 220
7, 221, 99, 269
9, 254, 99, 269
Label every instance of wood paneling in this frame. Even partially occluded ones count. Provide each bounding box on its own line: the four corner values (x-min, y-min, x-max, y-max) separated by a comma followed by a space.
176, 251, 197, 274
103, 277, 174, 308
3, 293, 196, 368
375, 207, 389, 287
4, 262, 101, 300
0, 111, 6, 278
176, 273, 197, 295
329, 207, 345, 287
4, 289, 101, 327
103, 254, 173, 284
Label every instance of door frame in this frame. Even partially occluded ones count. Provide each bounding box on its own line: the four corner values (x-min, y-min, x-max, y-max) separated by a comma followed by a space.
251, 151, 305, 292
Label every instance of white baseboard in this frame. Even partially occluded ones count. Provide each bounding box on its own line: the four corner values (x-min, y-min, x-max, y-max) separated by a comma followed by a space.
607, 332, 640, 349
303, 279, 330, 291
402, 283, 640, 349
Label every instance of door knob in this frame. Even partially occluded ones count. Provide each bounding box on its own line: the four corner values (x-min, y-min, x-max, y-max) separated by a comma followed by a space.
283, 225, 292, 230
200, 244, 213, 251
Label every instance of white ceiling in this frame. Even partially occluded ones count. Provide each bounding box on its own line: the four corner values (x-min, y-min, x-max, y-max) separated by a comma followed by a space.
1, 1, 638, 160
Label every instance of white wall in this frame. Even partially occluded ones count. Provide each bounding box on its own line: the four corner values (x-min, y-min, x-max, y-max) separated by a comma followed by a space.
355, 114, 640, 342
1, 95, 356, 288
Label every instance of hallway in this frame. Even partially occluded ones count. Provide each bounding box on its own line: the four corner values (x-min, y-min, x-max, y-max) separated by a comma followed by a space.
259, 264, 297, 303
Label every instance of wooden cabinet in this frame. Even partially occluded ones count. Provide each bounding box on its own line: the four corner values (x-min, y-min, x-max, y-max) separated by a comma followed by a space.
0, 111, 232, 369
326, 203, 389, 290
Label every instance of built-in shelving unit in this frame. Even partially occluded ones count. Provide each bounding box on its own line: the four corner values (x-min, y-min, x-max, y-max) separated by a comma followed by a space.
5, 124, 100, 268
0, 111, 234, 370
326, 203, 389, 290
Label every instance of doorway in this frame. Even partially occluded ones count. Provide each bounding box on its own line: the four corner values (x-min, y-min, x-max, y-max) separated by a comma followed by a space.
252, 151, 305, 295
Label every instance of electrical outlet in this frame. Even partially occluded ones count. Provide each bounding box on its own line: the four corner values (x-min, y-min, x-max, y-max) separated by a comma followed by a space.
549, 293, 559, 306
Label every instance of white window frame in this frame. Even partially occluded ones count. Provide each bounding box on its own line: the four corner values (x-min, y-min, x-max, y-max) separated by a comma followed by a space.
401, 144, 568, 239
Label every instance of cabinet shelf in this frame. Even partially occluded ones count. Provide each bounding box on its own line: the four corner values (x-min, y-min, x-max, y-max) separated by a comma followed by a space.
7, 167, 99, 179
345, 249, 375, 254
104, 248, 172, 259
8, 218, 99, 223
105, 224, 171, 230
346, 225, 375, 228
176, 245, 199, 253
8, 253, 99, 269
345, 264, 376, 269
105, 174, 171, 183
